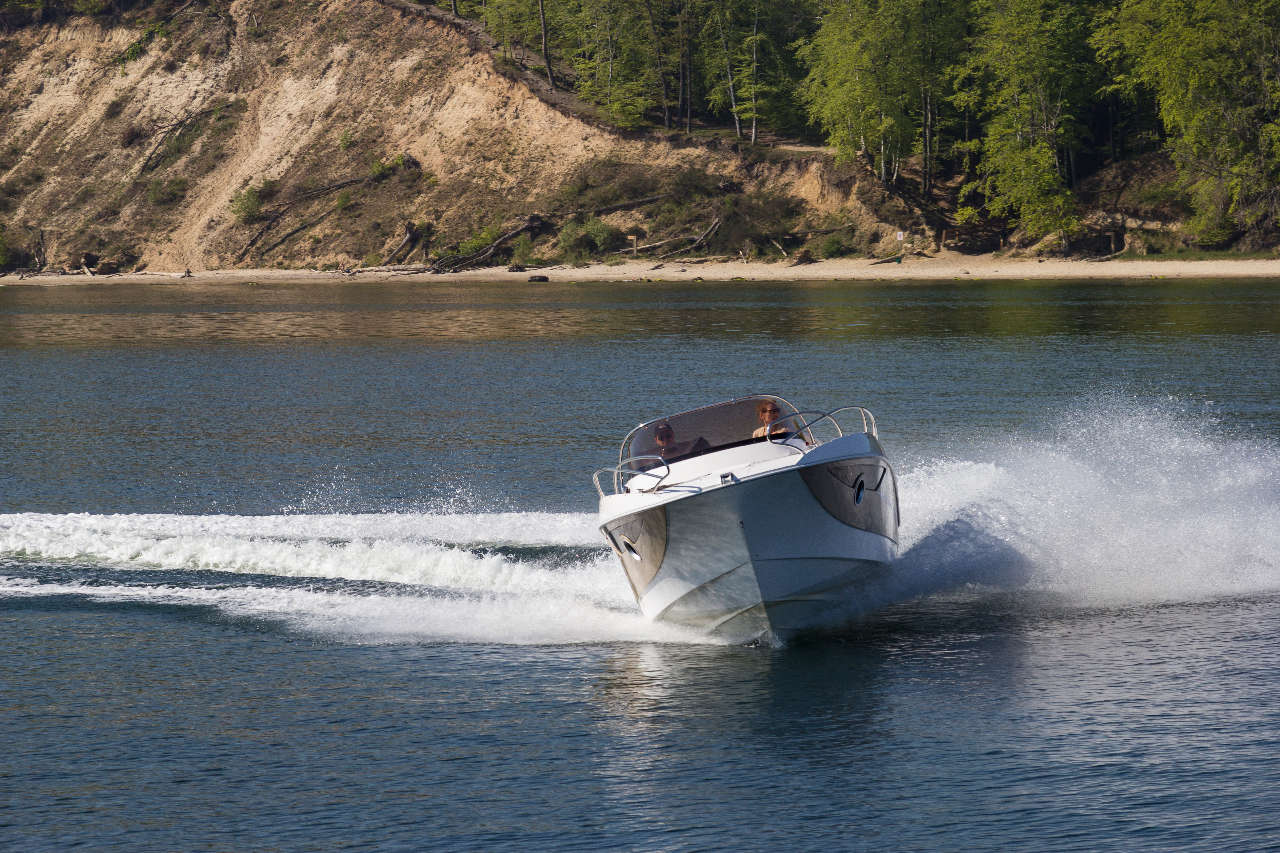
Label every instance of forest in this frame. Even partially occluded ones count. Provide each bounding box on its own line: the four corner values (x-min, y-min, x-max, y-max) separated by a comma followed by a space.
3, 0, 1279, 247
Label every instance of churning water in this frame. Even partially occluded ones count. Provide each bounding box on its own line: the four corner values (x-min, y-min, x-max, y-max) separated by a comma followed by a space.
4, 402, 1277, 645
2, 279, 1278, 849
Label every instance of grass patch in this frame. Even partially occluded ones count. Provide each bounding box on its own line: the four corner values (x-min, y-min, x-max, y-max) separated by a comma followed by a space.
1111, 245, 1279, 261
146, 177, 187, 206
549, 158, 662, 212
116, 22, 168, 65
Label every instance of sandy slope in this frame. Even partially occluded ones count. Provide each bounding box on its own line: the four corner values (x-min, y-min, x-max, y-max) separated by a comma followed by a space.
5, 252, 1280, 286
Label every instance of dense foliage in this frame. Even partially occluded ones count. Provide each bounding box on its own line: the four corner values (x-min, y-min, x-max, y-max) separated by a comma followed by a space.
476, 0, 1279, 242
4, 0, 1277, 242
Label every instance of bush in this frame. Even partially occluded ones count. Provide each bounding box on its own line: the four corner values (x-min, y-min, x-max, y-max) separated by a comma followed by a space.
583, 217, 625, 253
103, 95, 127, 120
230, 185, 263, 224
558, 217, 624, 257
120, 124, 147, 148
457, 224, 502, 255
117, 22, 168, 65
817, 233, 854, 258
510, 233, 534, 265
147, 178, 187, 206
230, 178, 282, 224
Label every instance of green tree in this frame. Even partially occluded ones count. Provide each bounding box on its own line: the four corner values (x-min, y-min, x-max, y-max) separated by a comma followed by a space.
1095, 0, 1280, 241
960, 0, 1097, 237
799, 0, 921, 183
568, 0, 663, 125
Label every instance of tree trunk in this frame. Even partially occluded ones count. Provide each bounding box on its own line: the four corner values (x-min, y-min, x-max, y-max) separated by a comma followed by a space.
683, 0, 692, 132
749, 8, 759, 144
921, 84, 930, 197
643, 0, 671, 128
879, 122, 886, 183
538, 0, 555, 89
716, 6, 740, 138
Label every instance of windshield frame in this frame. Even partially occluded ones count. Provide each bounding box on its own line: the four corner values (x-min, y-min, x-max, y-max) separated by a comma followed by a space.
618, 394, 808, 469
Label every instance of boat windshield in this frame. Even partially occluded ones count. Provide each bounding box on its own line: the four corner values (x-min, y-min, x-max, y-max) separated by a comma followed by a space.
621, 395, 804, 468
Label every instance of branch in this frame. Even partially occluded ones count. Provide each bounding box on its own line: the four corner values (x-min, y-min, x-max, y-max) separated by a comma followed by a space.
658, 217, 720, 258
430, 214, 548, 273
567, 193, 672, 218
139, 106, 220, 174
235, 178, 368, 262
607, 233, 690, 254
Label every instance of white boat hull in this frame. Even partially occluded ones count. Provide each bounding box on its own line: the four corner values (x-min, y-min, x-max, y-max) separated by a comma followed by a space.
601, 443, 898, 644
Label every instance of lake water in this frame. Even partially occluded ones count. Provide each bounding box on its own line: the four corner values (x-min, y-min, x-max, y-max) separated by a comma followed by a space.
2, 278, 1278, 850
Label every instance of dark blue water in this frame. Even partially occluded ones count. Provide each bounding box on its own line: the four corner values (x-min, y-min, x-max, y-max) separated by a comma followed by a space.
2, 279, 1279, 850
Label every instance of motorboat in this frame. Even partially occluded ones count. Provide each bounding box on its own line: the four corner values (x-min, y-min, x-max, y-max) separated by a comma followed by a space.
593, 394, 900, 644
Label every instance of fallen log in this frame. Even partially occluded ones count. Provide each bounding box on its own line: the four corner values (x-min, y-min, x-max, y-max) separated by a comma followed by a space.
659, 217, 720, 259
140, 106, 220, 174
385, 221, 422, 264
574, 193, 672, 218
430, 214, 548, 273
608, 233, 691, 255
352, 264, 433, 274
235, 177, 367, 262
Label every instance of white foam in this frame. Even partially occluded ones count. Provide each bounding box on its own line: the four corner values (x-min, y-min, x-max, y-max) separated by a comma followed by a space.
0, 575, 710, 645
2, 401, 1277, 641
893, 402, 1280, 607
0, 511, 611, 597
0, 509, 725, 643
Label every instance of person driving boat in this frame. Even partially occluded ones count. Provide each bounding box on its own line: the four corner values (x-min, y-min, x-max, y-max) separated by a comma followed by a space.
752, 399, 790, 438
654, 422, 710, 461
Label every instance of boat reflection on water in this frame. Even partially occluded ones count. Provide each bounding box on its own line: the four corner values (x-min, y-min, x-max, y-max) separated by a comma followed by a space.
594, 395, 901, 645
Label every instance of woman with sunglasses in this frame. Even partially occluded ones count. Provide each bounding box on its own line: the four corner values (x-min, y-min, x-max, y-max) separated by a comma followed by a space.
752, 399, 790, 438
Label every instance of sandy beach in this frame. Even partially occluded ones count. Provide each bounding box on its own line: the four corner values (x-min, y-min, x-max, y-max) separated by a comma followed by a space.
4, 252, 1280, 286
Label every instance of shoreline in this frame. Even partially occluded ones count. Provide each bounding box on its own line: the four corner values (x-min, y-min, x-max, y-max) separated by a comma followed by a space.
4, 252, 1280, 286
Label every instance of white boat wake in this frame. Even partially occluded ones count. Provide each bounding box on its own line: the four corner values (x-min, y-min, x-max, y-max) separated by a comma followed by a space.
2, 405, 1277, 645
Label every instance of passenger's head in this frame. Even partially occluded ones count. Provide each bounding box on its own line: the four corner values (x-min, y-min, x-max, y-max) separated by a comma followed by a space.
757, 400, 781, 424
654, 422, 675, 446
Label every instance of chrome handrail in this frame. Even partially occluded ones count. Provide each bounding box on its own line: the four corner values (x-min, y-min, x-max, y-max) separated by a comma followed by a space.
593, 455, 670, 497
763, 410, 824, 450
767, 405, 878, 446
597, 406, 880, 496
